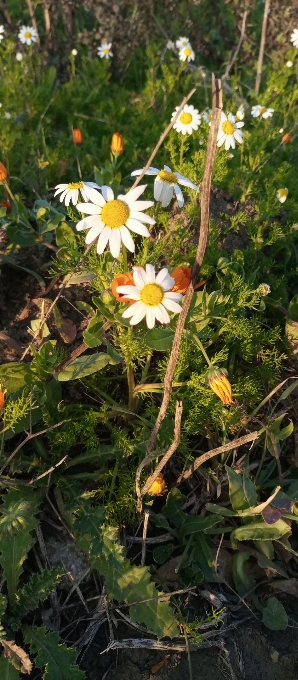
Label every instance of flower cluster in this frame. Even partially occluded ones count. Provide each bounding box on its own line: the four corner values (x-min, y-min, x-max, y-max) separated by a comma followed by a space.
176, 36, 195, 63
171, 104, 201, 135
217, 112, 244, 151
18, 26, 38, 45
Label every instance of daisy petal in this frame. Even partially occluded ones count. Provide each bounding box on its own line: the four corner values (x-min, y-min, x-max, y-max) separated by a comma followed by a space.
131, 167, 159, 176
109, 228, 121, 258
85, 224, 103, 244
162, 298, 182, 314
133, 267, 148, 288
97, 227, 111, 255
174, 184, 184, 208
156, 268, 172, 286
120, 225, 135, 252
83, 186, 105, 203
120, 185, 147, 204
130, 303, 147, 325
129, 211, 155, 225
76, 215, 104, 231
126, 219, 150, 237
165, 291, 183, 301
101, 185, 114, 202
145, 264, 155, 282
158, 304, 170, 324
146, 307, 156, 329
129, 201, 155, 212
77, 202, 101, 215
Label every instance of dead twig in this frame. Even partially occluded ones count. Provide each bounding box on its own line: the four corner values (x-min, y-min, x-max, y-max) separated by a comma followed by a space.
223, 10, 249, 80
136, 401, 183, 513
102, 638, 224, 653
145, 76, 223, 458
255, 0, 271, 95
176, 431, 260, 484
141, 509, 150, 566
0, 420, 68, 475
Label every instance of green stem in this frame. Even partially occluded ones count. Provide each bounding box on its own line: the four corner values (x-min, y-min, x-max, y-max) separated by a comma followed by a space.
4, 181, 16, 205
122, 244, 128, 271
108, 459, 119, 501
186, 331, 212, 366
180, 136, 185, 168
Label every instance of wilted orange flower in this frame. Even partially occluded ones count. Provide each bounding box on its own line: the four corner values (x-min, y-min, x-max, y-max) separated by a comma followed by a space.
206, 367, 233, 405
282, 133, 292, 145
1, 200, 11, 210
110, 132, 124, 156
0, 161, 8, 181
147, 473, 166, 496
111, 272, 135, 303
0, 385, 5, 412
171, 267, 206, 294
72, 128, 83, 145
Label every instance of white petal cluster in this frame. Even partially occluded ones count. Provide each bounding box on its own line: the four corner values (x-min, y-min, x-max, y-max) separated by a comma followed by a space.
131, 165, 199, 208
76, 184, 154, 258
175, 36, 191, 50
117, 264, 183, 329
179, 45, 195, 62
97, 42, 113, 59
217, 112, 244, 151
251, 105, 274, 119
54, 181, 101, 206
0, 25, 4, 41
18, 25, 38, 45
290, 29, 298, 48
171, 104, 201, 135
277, 188, 288, 204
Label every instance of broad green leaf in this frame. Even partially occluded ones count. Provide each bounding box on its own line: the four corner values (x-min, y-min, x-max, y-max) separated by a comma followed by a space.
56, 222, 77, 247
231, 518, 290, 546
75, 301, 94, 315
40, 212, 65, 234
163, 488, 187, 529
24, 626, 86, 680
232, 551, 255, 597
262, 597, 288, 630
206, 503, 236, 517
226, 466, 257, 511
83, 313, 104, 348
65, 271, 96, 286
0, 657, 21, 680
0, 363, 31, 394
257, 555, 287, 578
144, 328, 174, 351
5, 225, 38, 248
92, 296, 114, 321
0, 489, 39, 603
56, 353, 112, 381
153, 544, 175, 564
179, 515, 223, 542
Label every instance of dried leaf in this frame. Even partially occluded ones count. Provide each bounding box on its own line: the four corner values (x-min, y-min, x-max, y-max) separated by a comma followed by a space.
271, 578, 298, 598
151, 655, 170, 674
0, 332, 22, 353
2, 640, 32, 674
53, 306, 77, 344
262, 506, 283, 525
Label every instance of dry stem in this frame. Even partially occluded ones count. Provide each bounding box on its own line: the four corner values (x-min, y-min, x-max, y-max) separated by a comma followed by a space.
223, 10, 249, 80
255, 0, 271, 95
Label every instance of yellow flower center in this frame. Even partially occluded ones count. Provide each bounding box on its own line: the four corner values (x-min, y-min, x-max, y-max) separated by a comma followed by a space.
260, 107, 267, 114
207, 112, 212, 120
104, 48, 110, 54
278, 189, 288, 198
158, 169, 177, 184
101, 199, 129, 229
222, 121, 235, 135
184, 47, 192, 57
67, 182, 84, 190
140, 283, 164, 306
25, 31, 32, 38
180, 112, 193, 125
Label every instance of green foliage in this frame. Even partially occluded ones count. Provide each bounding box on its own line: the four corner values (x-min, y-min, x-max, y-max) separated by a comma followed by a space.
9, 569, 62, 631
23, 626, 86, 680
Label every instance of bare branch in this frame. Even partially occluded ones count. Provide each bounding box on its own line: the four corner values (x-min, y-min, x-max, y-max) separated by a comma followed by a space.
255, 0, 271, 95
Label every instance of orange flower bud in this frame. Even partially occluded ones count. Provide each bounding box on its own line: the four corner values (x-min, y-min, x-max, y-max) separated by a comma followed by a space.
171, 267, 206, 294
111, 272, 135, 303
0, 161, 8, 181
147, 473, 166, 496
72, 128, 83, 145
0, 386, 5, 412
206, 367, 233, 405
282, 133, 292, 145
1, 200, 11, 210
110, 132, 124, 156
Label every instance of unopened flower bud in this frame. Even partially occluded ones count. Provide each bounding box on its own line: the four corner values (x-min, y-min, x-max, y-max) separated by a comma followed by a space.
0, 161, 8, 181
110, 132, 124, 156
258, 283, 271, 296
72, 128, 83, 145
206, 367, 233, 405
282, 133, 292, 145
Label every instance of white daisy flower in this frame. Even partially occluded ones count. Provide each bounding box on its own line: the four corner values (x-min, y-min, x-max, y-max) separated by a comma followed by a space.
16, 52, 23, 61
0, 26, 4, 41
171, 104, 201, 135
290, 29, 298, 49
76, 185, 154, 258
131, 164, 199, 208
203, 109, 212, 125
4, 112, 11, 119
176, 36, 191, 50
71, 48, 78, 56
97, 42, 113, 59
251, 105, 274, 119
236, 104, 245, 121
18, 25, 38, 45
258, 283, 271, 296
217, 112, 244, 151
286, 60, 293, 67
117, 264, 183, 329
277, 188, 288, 203
179, 46, 195, 62
166, 40, 175, 50
54, 181, 101, 207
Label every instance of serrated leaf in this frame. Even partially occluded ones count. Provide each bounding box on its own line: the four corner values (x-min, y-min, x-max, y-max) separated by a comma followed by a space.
231, 519, 290, 546
262, 597, 288, 631
1, 640, 32, 674
56, 353, 112, 381
9, 569, 62, 631
0, 655, 21, 679
23, 626, 86, 680
0, 363, 31, 394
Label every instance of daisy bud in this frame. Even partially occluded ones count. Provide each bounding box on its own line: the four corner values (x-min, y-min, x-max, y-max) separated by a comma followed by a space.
277, 188, 288, 203
0, 161, 8, 181
110, 132, 124, 156
72, 128, 83, 145
258, 283, 271, 296
282, 133, 292, 145
206, 367, 233, 405
147, 473, 166, 496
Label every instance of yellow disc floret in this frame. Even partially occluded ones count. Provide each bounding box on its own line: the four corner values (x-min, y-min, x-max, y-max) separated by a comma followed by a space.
140, 283, 164, 306
101, 199, 130, 229
25, 31, 32, 38
158, 169, 177, 184
184, 48, 192, 57
67, 182, 84, 190
180, 112, 193, 125
222, 121, 235, 135
260, 107, 267, 115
